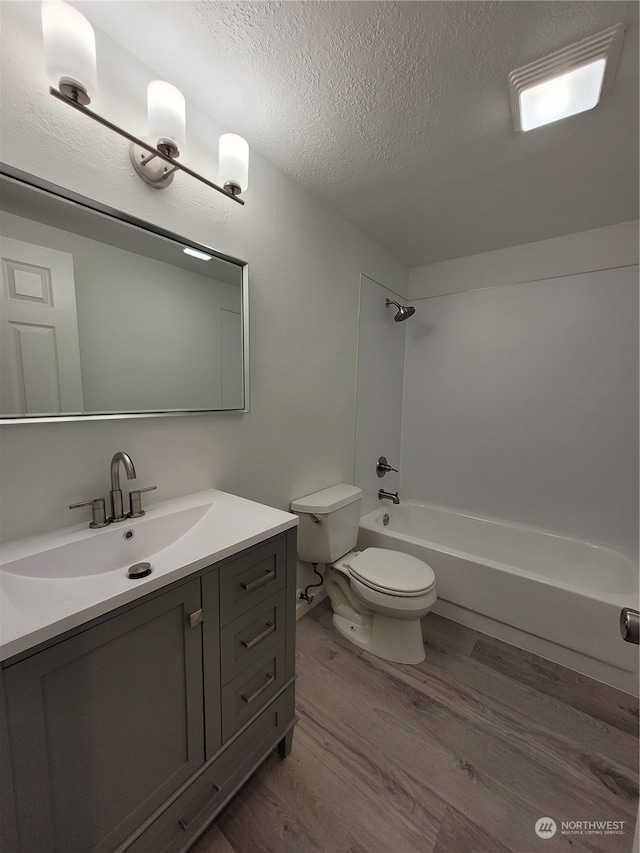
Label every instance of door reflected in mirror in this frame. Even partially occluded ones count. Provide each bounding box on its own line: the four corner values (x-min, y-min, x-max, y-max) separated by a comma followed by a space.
0, 167, 248, 422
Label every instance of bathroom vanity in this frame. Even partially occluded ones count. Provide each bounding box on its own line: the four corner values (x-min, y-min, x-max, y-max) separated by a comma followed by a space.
0, 490, 298, 853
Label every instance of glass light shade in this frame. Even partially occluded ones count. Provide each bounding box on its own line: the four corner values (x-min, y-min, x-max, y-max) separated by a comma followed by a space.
147, 81, 185, 152
219, 134, 249, 193
41, 0, 97, 102
519, 58, 606, 131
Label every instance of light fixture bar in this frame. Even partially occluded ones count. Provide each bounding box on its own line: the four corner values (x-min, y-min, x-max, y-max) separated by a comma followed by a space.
49, 86, 245, 205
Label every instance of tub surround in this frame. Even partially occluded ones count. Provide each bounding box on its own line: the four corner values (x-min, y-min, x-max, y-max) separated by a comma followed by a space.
356, 265, 638, 550
354, 276, 406, 515
401, 265, 639, 552
358, 501, 639, 694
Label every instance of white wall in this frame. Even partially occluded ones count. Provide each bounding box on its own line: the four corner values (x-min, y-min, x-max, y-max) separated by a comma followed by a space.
401, 265, 639, 551
0, 1, 408, 568
353, 276, 406, 514
410, 221, 639, 300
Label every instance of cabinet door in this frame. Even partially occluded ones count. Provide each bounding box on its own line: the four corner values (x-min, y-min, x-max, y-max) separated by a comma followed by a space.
4, 580, 204, 853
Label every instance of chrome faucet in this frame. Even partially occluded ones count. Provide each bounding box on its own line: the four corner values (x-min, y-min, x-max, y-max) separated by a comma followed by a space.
110, 451, 136, 522
378, 489, 400, 505
70, 451, 156, 528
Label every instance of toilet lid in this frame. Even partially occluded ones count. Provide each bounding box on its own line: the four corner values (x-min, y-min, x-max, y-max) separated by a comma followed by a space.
348, 548, 435, 596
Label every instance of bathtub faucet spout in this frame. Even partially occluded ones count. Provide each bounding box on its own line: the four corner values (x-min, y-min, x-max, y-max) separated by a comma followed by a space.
378, 489, 400, 505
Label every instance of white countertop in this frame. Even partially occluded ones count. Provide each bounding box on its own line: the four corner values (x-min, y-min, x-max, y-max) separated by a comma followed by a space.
0, 489, 298, 662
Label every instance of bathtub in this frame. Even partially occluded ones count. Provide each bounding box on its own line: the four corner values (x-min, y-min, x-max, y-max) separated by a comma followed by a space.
358, 501, 639, 693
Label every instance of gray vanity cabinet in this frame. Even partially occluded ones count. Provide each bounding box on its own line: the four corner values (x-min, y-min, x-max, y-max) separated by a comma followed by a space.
1, 530, 297, 853
2, 580, 205, 853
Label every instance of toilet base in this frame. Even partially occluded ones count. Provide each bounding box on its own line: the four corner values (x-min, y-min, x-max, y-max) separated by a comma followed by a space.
332, 611, 426, 664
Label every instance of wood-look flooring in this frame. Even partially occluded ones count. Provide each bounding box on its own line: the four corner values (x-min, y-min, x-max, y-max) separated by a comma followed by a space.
190, 603, 639, 853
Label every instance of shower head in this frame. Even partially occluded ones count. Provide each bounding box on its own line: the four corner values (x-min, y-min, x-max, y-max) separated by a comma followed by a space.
385, 299, 416, 322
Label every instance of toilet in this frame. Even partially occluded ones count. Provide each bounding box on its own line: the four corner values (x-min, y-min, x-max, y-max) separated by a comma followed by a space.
291, 484, 437, 664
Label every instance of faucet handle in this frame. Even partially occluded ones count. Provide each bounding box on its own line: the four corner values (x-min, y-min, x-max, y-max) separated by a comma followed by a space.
69, 498, 109, 529
376, 456, 398, 478
127, 486, 157, 519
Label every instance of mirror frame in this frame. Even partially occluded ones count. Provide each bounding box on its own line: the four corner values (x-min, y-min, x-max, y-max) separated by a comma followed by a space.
0, 163, 249, 424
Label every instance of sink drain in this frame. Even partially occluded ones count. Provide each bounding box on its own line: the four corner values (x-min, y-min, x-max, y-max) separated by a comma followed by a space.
128, 562, 152, 579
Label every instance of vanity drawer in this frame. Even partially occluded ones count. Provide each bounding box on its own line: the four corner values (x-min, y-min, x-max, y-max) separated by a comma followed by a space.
125, 686, 296, 853
220, 588, 286, 685
221, 637, 286, 741
219, 537, 286, 625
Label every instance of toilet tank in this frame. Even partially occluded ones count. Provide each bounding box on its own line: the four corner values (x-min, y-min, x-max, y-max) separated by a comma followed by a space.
291, 484, 362, 564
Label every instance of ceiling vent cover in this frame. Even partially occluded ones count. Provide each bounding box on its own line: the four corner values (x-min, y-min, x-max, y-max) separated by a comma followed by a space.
509, 23, 625, 132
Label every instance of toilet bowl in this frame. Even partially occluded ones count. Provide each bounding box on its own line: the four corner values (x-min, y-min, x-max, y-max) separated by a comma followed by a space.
290, 484, 437, 665
326, 548, 436, 663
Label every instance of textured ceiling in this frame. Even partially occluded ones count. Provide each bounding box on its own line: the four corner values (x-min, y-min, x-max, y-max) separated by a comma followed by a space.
82, 1, 639, 267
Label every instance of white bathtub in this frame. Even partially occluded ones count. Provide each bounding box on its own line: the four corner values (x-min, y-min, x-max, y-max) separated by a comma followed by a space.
358, 502, 639, 693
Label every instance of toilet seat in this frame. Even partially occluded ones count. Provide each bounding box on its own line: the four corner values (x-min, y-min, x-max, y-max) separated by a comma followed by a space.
347, 548, 435, 597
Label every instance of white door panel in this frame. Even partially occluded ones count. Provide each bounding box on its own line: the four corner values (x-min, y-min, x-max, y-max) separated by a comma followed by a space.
0, 237, 83, 415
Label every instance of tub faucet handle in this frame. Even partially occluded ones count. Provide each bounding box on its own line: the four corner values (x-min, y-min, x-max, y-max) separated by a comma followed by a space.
376, 456, 398, 478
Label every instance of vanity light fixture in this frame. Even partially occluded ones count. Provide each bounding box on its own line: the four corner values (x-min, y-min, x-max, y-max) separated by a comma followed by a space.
42, 0, 96, 104
218, 134, 250, 198
41, 0, 249, 204
183, 247, 213, 261
509, 23, 625, 132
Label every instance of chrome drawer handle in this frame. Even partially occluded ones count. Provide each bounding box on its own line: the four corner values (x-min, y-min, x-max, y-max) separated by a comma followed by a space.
241, 673, 275, 705
188, 608, 203, 628
241, 621, 275, 650
240, 569, 275, 592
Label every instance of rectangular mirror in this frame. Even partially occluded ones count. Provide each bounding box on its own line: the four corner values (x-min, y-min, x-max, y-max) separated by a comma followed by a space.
0, 165, 248, 422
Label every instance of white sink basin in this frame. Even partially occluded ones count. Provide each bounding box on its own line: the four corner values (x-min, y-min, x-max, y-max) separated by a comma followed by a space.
2, 504, 211, 578
0, 489, 298, 661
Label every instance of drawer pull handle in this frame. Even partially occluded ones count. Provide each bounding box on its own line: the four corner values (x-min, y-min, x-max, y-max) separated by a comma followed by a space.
241, 569, 275, 592
241, 673, 275, 705
178, 783, 222, 831
241, 621, 275, 650
188, 609, 203, 628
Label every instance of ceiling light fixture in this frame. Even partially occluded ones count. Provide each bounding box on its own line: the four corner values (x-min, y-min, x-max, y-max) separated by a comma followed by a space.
509, 23, 625, 132
41, 0, 249, 203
